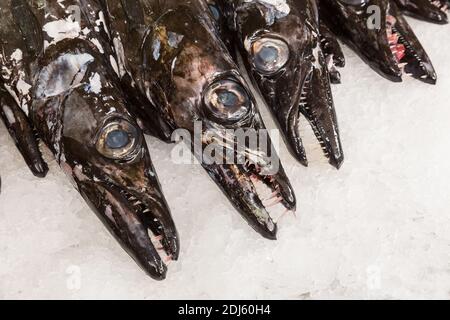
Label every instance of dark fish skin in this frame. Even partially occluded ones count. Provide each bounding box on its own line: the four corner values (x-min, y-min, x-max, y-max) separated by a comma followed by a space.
0, 85, 48, 177
319, 0, 437, 84
394, 0, 448, 24
0, 0, 48, 179
213, 0, 345, 169
103, 0, 296, 239
0, 0, 179, 280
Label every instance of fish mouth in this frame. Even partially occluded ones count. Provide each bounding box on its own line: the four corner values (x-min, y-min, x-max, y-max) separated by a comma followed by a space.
248, 49, 344, 169
321, 0, 437, 84
385, 12, 437, 84
399, 0, 448, 24
78, 179, 179, 280
0, 86, 48, 178
285, 63, 344, 169
431, 0, 450, 12
201, 135, 296, 239
426, 0, 449, 22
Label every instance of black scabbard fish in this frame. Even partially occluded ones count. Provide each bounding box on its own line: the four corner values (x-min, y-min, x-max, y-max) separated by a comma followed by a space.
1, 0, 179, 280
103, 0, 296, 239
319, 0, 437, 84
0, 0, 48, 181
212, 0, 345, 169
394, 0, 448, 24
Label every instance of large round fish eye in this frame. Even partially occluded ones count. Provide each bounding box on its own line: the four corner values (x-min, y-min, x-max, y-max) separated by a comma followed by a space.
338, 0, 369, 5
204, 80, 251, 123
96, 119, 141, 160
208, 3, 221, 21
251, 37, 289, 75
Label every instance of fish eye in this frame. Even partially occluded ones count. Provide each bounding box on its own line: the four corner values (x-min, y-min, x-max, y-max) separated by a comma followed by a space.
251, 37, 290, 75
96, 119, 142, 160
203, 80, 251, 123
208, 4, 221, 21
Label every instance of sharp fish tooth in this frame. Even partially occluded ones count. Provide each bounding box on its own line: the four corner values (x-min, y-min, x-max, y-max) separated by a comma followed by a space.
264, 197, 283, 207
264, 191, 280, 201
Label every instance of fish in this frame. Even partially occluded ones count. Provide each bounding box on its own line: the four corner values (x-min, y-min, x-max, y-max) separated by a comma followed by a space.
394, 0, 448, 24
319, 0, 438, 84
319, 21, 346, 84
103, 0, 297, 239
211, 0, 345, 169
0, 0, 179, 280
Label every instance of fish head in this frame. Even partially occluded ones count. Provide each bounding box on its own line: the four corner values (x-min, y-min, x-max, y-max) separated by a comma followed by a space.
140, 5, 296, 239
223, 0, 343, 168
321, 0, 437, 83
395, 0, 448, 24
31, 39, 178, 280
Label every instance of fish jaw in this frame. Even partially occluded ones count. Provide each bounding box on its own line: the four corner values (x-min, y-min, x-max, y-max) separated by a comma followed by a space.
30, 39, 179, 280
320, 0, 437, 84
394, 0, 448, 24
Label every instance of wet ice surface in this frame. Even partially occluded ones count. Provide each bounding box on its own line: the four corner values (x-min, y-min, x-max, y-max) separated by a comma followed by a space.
1, 19, 450, 299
